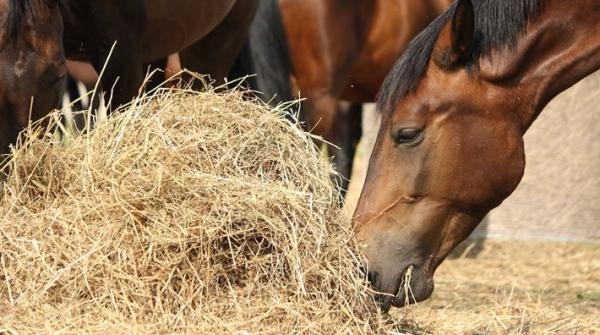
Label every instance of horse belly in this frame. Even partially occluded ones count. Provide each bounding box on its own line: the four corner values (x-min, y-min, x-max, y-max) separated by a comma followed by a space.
142, 0, 236, 62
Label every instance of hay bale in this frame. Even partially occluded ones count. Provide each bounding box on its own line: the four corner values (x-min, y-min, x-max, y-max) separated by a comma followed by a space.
0, 88, 389, 333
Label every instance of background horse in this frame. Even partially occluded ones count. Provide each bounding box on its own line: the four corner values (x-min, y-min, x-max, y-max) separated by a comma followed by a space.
236, 0, 453, 193
0, 0, 65, 155
352, 0, 600, 311
60, 0, 258, 111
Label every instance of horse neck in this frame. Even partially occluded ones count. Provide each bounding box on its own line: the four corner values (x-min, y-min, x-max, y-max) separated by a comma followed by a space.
479, 0, 600, 131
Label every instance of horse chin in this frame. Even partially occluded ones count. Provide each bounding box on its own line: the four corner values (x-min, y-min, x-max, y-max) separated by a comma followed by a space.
375, 265, 435, 313
391, 278, 434, 308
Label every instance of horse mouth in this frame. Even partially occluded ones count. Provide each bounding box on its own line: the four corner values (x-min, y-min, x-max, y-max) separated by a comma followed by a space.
391, 264, 416, 307
375, 264, 416, 313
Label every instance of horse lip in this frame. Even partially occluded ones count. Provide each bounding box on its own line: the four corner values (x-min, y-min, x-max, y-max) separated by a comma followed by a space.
373, 264, 416, 311
391, 264, 416, 307
370, 263, 422, 311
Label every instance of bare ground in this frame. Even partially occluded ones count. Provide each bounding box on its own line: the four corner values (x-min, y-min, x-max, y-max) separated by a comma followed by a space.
394, 241, 600, 334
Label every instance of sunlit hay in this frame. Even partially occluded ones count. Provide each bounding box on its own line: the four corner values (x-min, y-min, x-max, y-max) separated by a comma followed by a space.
0, 87, 392, 333
402, 265, 414, 307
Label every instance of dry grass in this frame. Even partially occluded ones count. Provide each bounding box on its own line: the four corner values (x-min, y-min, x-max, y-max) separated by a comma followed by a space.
397, 241, 600, 334
0, 87, 390, 334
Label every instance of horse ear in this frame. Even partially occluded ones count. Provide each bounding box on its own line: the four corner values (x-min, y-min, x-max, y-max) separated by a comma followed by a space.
433, 0, 474, 69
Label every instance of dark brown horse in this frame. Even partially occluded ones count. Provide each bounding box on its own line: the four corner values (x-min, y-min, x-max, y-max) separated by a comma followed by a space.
238, 0, 453, 192
60, 0, 258, 110
63, 0, 258, 116
353, 0, 600, 311
0, 0, 65, 155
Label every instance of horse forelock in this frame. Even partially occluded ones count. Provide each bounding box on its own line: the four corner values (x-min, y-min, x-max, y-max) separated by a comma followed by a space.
376, 0, 542, 116
6, 0, 31, 42
6, 0, 61, 43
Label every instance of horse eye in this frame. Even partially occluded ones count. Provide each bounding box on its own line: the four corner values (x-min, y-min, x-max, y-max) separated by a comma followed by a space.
392, 127, 424, 146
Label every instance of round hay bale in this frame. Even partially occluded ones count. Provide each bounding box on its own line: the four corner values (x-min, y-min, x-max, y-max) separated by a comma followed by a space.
0, 89, 390, 333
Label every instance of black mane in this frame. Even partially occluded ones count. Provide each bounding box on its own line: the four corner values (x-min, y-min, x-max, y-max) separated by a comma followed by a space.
7, 0, 33, 42
377, 0, 542, 115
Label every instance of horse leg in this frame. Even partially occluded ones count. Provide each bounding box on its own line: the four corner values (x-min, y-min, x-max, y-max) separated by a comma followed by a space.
94, 40, 145, 111
330, 102, 363, 195
64, 61, 107, 130
143, 53, 182, 91
306, 94, 361, 196
88, 3, 147, 111
164, 53, 182, 85
275, 0, 369, 197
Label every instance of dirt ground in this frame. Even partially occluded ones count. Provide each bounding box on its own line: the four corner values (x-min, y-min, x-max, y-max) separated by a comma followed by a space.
343, 71, 600, 334
392, 241, 600, 334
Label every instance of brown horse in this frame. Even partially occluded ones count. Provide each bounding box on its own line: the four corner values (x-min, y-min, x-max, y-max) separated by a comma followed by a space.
64, 0, 258, 109
60, 0, 257, 111
353, 0, 600, 311
0, 0, 65, 155
238, 0, 452, 192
